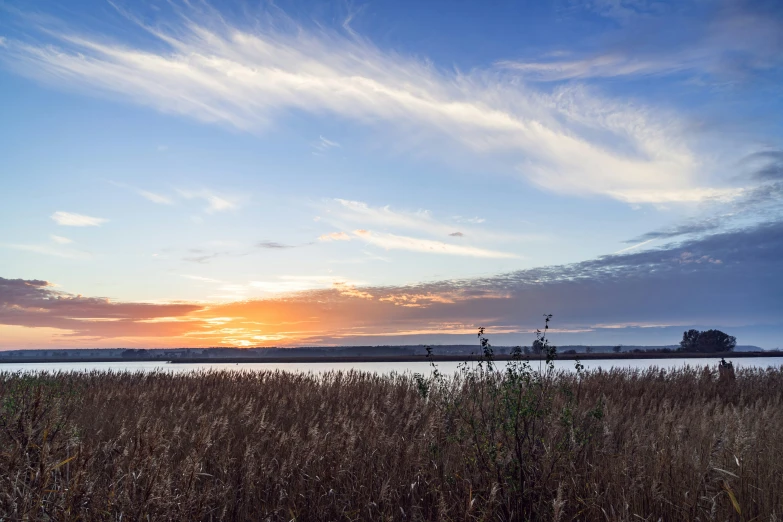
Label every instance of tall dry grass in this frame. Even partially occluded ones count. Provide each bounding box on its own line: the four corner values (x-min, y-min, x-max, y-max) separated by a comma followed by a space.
1, 365, 782, 521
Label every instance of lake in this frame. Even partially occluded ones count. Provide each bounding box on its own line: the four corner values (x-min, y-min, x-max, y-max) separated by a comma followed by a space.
1, 357, 782, 375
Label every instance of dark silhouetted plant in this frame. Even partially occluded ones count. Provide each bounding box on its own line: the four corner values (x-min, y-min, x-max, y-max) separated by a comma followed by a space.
424, 314, 604, 519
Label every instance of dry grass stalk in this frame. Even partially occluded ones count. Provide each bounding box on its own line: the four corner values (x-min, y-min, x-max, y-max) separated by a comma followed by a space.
0, 366, 781, 520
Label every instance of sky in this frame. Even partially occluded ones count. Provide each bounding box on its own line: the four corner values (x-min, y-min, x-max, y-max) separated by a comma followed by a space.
1, 0, 782, 349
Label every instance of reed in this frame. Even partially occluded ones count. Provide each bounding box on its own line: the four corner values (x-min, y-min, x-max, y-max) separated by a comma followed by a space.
1, 365, 781, 520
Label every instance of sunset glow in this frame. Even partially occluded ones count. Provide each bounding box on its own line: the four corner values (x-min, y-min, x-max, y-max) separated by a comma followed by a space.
1, 0, 782, 349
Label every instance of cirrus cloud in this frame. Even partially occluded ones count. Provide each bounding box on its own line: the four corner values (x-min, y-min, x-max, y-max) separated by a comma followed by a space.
352, 229, 518, 258
319, 231, 351, 241
0, 3, 738, 204
50, 235, 73, 244
177, 189, 240, 213
51, 211, 107, 227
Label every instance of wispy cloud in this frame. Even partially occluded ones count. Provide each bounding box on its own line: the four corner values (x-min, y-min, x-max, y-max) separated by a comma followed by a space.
313, 135, 340, 153
624, 220, 723, 244
319, 231, 351, 241
614, 238, 655, 254
325, 199, 527, 241
316, 199, 532, 258
4, 243, 89, 259
181, 274, 223, 283
322, 199, 538, 253
498, 53, 692, 82
622, 165, 783, 245
453, 216, 486, 224
182, 252, 222, 264
0, 4, 733, 204
742, 150, 783, 182
111, 181, 173, 205
579, 0, 665, 22
178, 240, 310, 264
178, 189, 239, 213
257, 241, 294, 249
51, 211, 107, 227
138, 190, 173, 205
249, 275, 365, 294
330, 199, 446, 234
504, 2, 783, 84
50, 235, 73, 244
353, 229, 518, 258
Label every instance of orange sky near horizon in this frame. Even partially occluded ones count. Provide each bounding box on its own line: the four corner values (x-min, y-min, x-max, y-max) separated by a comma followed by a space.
0, 277, 525, 349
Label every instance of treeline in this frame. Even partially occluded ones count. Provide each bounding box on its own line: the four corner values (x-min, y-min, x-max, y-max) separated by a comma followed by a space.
678, 329, 737, 353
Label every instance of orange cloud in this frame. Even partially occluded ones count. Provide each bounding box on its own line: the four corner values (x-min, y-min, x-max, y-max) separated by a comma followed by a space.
318, 231, 351, 241
379, 293, 456, 307
333, 281, 373, 300
0, 276, 509, 348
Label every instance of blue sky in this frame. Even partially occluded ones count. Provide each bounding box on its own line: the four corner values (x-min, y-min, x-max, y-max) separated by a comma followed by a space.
1, 0, 782, 348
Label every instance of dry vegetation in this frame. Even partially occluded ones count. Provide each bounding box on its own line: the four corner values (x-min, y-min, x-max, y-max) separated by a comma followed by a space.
1, 363, 782, 521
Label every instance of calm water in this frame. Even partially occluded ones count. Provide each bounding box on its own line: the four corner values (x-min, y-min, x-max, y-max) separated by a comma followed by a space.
0, 358, 781, 375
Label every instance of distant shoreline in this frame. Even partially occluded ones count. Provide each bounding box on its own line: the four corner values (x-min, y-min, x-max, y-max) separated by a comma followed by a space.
160, 351, 783, 363
0, 351, 781, 364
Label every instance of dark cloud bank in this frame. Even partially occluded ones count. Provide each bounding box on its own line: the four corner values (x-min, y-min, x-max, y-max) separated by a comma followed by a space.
364, 220, 783, 347
0, 279, 202, 339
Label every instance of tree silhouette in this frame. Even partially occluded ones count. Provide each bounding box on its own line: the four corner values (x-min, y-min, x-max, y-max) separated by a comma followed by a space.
679, 329, 701, 352
679, 329, 736, 353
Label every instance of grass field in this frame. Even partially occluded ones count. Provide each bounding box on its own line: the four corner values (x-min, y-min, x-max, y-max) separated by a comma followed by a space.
1, 362, 782, 520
